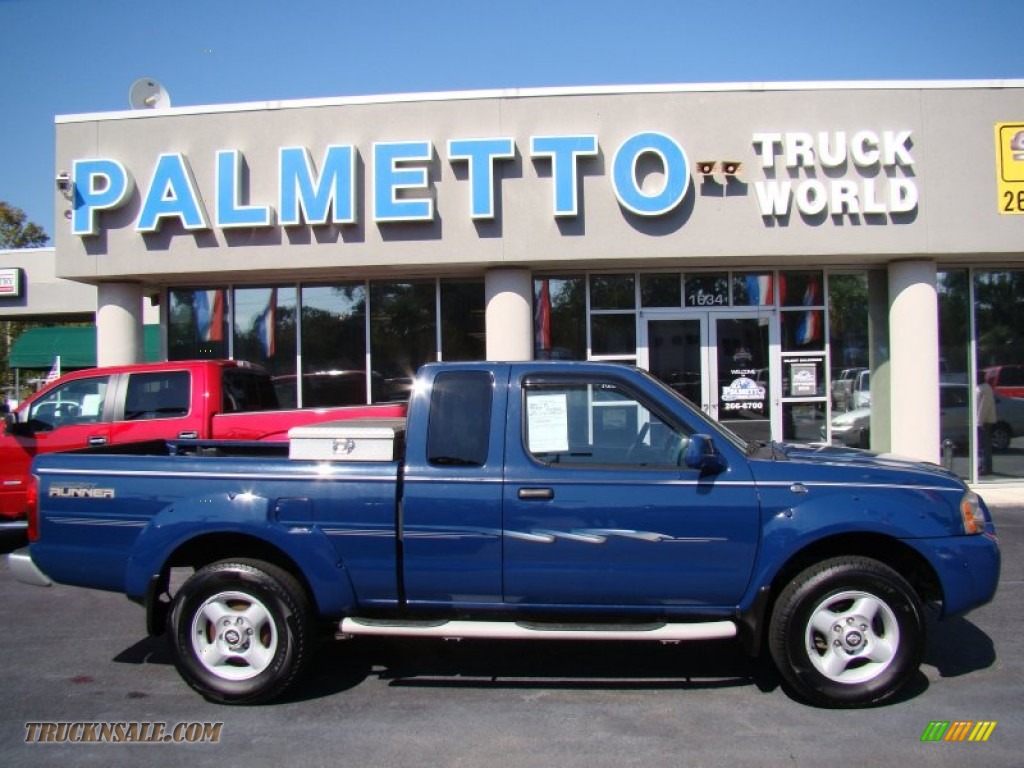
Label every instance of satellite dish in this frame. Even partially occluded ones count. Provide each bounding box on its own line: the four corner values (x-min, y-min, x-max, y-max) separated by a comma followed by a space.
128, 78, 171, 109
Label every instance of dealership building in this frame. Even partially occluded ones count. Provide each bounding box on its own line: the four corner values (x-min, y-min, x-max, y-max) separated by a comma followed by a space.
11, 79, 1024, 482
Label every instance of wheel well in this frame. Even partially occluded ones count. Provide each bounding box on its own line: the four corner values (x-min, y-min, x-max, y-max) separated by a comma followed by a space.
769, 533, 943, 607
162, 532, 317, 610
737, 533, 942, 657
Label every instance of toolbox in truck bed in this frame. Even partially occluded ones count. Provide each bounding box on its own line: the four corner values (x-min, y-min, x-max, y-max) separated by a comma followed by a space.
287, 418, 407, 461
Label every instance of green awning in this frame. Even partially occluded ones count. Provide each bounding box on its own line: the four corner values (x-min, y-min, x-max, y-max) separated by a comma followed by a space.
8, 326, 161, 369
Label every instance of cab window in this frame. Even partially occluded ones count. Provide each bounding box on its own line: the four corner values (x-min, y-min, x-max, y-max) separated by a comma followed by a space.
28, 377, 109, 431
124, 371, 191, 420
524, 378, 690, 468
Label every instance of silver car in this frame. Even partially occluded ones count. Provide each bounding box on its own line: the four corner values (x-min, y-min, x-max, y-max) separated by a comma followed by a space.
825, 383, 1024, 451
830, 367, 866, 412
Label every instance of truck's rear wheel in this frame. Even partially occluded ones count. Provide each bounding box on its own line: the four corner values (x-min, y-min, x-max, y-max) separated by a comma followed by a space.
768, 556, 924, 708
169, 559, 312, 704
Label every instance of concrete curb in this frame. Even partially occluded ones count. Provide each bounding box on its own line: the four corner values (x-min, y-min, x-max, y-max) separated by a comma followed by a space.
972, 484, 1024, 507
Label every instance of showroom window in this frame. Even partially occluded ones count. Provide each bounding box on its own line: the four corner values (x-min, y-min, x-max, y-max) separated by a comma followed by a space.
439, 279, 486, 362
233, 286, 298, 404
972, 269, 1024, 482
780, 270, 826, 442
168, 288, 229, 360
370, 280, 437, 402
826, 272, 870, 425
938, 270, 971, 479
168, 279, 485, 408
299, 283, 369, 407
589, 274, 636, 362
533, 276, 586, 360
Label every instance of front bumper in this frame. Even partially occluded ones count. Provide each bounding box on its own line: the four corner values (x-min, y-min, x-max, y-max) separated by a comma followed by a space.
6, 548, 52, 587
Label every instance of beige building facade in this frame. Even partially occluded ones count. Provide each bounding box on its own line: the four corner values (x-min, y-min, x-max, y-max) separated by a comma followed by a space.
45, 80, 1024, 481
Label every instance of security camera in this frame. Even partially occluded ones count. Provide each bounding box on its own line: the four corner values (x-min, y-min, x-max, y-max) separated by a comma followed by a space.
56, 172, 72, 195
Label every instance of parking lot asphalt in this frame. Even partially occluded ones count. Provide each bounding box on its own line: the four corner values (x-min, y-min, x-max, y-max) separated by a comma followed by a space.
0, 504, 1021, 768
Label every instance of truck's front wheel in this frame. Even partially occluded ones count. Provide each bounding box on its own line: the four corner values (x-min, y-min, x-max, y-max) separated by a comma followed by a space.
169, 559, 312, 704
768, 556, 925, 708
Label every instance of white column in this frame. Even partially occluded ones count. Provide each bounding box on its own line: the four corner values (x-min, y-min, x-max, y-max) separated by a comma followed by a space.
867, 270, 890, 453
96, 282, 143, 366
485, 268, 533, 361
888, 261, 940, 463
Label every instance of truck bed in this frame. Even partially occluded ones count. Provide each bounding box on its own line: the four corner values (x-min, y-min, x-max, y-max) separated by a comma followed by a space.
31, 442, 402, 609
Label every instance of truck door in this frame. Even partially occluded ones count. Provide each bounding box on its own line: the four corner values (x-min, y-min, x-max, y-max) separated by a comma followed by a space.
110, 369, 196, 442
0, 374, 113, 518
502, 373, 760, 609
400, 368, 508, 608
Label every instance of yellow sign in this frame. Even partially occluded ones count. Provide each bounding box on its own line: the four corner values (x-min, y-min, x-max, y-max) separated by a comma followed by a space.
996, 122, 1024, 214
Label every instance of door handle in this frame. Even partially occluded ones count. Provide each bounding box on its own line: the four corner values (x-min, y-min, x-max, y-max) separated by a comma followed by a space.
518, 487, 554, 501
178, 430, 199, 439
88, 436, 107, 447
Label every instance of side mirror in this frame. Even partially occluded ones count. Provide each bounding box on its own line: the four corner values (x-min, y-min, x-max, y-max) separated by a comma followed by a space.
683, 434, 727, 474
4, 412, 35, 437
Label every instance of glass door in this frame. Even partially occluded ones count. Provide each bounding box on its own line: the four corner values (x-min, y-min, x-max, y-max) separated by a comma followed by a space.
711, 316, 772, 442
641, 312, 777, 443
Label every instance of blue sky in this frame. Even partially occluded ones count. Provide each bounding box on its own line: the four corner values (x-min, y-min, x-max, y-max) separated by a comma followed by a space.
0, 0, 1018, 239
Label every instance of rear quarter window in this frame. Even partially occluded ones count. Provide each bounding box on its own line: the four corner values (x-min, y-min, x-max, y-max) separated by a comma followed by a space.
222, 370, 280, 412
426, 371, 493, 467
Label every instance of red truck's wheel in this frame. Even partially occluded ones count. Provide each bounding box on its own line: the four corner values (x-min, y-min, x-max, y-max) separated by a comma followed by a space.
169, 559, 313, 704
768, 556, 925, 708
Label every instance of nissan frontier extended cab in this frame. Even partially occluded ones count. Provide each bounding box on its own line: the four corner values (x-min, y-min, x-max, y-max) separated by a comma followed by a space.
8, 361, 1000, 708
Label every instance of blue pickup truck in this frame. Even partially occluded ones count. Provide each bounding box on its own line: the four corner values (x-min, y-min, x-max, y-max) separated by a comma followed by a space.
8, 362, 1000, 707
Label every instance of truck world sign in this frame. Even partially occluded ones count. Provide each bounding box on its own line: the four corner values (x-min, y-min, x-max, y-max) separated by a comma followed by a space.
69, 128, 917, 237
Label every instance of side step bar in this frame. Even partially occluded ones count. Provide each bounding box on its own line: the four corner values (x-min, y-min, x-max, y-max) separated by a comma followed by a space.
339, 617, 737, 642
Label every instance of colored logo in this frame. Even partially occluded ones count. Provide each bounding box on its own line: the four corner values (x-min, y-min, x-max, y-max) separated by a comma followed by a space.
920, 721, 997, 742
720, 377, 766, 402
1012, 130, 1024, 161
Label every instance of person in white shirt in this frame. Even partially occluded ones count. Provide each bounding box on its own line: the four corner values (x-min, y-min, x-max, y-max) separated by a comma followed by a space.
977, 370, 997, 475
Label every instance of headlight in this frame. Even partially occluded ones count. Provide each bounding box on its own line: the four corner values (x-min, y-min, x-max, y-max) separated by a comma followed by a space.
960, 491, 986, 535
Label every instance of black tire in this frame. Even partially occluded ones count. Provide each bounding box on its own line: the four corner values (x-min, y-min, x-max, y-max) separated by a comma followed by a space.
768, 556, 924, 708
169, 559, 313, 704
991, 422, 1012, 453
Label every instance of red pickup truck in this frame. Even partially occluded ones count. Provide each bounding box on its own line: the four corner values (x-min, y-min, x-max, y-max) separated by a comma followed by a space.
0, 359, 406, 526
984, 364, 1024, 399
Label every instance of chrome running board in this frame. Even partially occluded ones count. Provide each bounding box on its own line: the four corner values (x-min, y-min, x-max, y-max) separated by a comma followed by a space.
338, 617, 736, 642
